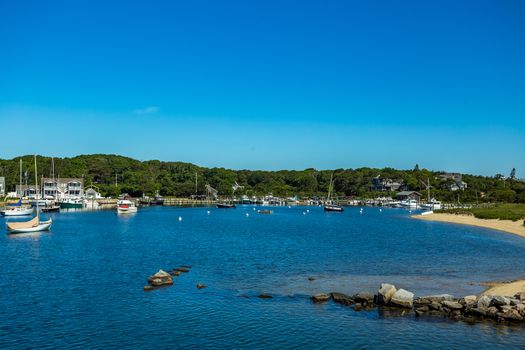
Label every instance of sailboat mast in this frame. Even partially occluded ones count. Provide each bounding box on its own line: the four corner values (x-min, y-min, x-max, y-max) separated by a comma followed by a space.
19, 159, 22, 200
34, 155, 39, 218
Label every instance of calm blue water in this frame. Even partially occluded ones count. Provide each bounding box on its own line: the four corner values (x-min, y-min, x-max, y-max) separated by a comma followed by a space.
1, 206, 525, 349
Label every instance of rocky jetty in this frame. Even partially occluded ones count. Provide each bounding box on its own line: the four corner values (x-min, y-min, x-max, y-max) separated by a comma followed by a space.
312, 284, 525, 324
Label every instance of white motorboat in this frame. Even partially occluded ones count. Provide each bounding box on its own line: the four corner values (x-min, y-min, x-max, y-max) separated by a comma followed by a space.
400, 199, 419, 209
117, 199, 137, 214
420, 199, 442, 210
1, 206, 34, 216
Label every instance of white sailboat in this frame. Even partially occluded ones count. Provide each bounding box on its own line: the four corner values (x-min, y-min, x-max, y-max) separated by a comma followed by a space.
0, 159, 34, 217
324, 174, 344, 212
6, 156, 52, 233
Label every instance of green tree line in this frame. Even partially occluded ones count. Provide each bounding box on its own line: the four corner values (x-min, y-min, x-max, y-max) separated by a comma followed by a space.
0, 154, 523, 203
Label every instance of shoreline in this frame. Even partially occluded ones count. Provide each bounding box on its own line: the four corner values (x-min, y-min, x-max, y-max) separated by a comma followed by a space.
412, 212, 525, 238
413, 212, 525, 297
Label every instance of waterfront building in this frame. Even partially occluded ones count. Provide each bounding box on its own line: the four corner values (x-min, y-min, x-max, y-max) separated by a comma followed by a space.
396, 191, 422, 201
40, 177, 84, 199
16, 184, 41, 198
85, 186, 102, 199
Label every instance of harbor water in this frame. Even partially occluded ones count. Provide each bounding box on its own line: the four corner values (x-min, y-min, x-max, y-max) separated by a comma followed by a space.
1, 206, 525, 349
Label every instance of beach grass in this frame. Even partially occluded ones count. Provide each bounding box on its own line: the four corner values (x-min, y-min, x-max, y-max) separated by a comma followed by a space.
436, 203, 525, 221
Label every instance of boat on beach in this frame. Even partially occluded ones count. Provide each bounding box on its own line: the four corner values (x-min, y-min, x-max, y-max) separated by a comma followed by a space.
6, 155, 52, 233
117, 199, 138, 214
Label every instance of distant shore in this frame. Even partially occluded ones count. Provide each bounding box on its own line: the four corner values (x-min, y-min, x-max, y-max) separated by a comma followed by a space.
413, 212, 525, 238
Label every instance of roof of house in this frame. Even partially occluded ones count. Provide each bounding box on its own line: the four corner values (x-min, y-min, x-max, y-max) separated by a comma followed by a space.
396, 191, 422, 196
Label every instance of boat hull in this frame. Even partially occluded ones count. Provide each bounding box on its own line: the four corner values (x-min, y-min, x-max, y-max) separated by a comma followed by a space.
217, 203, 236, 208
0, 208, 34, 216
117, 207, 138, 214
7, 219, 52, 233
324, 205, 344, 212
41, 206, 60, 213
59, 202, 83, 209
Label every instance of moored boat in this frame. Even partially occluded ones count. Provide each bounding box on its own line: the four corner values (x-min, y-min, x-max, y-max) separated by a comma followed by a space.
7, 216, 52, 233
6, 155, 52, 233
324, 204, 344, 212
323, 174, 344, 212
59, 198, 84, 209
217, 203, 236, 208
117, 199, 138, 214
1, 160, 33, 216
41, 205, 60, 213
1, 206, 34, 216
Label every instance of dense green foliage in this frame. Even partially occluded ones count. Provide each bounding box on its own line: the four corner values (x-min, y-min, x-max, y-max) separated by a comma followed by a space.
0, 154, 524, 202
437, 204, 525, 221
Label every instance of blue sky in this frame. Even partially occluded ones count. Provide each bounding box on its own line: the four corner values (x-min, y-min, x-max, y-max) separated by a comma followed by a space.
1, 0, 524, 176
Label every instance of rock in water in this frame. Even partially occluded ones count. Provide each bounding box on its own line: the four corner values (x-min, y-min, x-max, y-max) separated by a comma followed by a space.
330, 292, 354, 306
307, 276, 315, 281
143, 285, 155, 291
420, 294, 455, 302
258, 294, 273, 299
353, 292, 375, 304
147, 269, 174, 286
462, 295, 477, 305
390, 289, 414, 308
490, 296, 510, 307
196, 283, 207, 289
477, 295, 492, 309
311, 293, 330, 303
442, 300, 463, 310
378, 283, 396, 305
175, 267, 190, 273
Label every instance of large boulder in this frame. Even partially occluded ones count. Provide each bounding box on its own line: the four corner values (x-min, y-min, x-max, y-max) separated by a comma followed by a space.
442, 300, 463, 310
147, 269, 174, 286
462, 295, 477, 305
421, 294, 455, 302
498, 309, 523, 321
390, 289, 414, 308
490, 296, 510, 307
311, 293, 330, 303
353, 292, 375, 304
330, 292, 354, 306
477, 295, 492, 309
377, 283, 396, 305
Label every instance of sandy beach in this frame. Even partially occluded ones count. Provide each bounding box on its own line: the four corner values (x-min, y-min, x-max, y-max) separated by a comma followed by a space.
481, 280, 525, 297
413, 213, 525, 238
414, 213, 525, 296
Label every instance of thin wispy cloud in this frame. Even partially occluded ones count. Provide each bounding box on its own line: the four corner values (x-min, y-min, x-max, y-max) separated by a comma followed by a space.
133, 106, 159, 115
